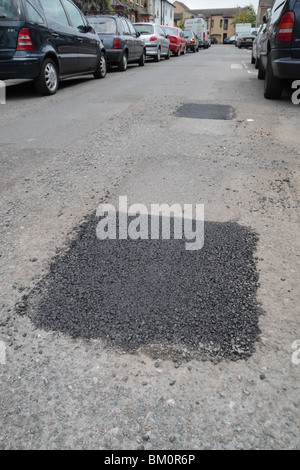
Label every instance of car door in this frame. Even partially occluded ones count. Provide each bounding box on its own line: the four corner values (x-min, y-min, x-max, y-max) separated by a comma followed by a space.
120, 18, 135, 61
156, 25, 168, 54
39, 0, 78, 75
62, 0, 99, 73
126, 19, 142, 61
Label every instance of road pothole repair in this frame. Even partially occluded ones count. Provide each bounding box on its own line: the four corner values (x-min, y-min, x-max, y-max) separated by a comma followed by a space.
175, 104, 235, 120
17, 215, 261, 362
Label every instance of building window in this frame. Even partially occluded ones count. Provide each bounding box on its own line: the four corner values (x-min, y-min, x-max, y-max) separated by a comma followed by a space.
220, 19, 223, 28
224, 19, 228, 30
211, 19, 214, 28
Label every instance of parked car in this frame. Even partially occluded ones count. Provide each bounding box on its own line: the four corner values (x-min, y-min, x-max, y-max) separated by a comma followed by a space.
251, 23, 267, 69
258, 0, 300, 99
204, 33, 211, 49
87, 15, 146, 71
133, 23, 170, 61
236, 33, 256, 48
183, 30, 199, 52
224, 35, 236, 44
0, 0, 107, 95
160, 26, 187, 56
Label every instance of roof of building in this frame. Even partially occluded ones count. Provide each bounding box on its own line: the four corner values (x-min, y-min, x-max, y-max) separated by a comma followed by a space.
190, 7, 247, 19
174, 1, 191, 10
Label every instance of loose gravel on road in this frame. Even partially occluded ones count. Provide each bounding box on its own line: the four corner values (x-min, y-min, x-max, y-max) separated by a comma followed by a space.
19, 217, 260, 361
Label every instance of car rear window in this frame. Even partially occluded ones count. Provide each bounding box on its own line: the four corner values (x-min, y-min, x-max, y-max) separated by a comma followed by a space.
183, 30, 193, 38
161, 26, 178, 36
134, 24, 153, 34
0, 0, 24, 20
88, 17, 117, 34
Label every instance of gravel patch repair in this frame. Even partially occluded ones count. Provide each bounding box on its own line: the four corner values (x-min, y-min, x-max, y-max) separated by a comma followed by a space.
18, 216, 260, 361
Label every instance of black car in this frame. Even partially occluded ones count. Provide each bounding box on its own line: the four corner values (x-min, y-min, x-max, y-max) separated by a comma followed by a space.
86, 15, 146, 71
236, 33, 256, 48
183, 30, 199, 52
258, 0, 300, 99
0, 0, 106, 95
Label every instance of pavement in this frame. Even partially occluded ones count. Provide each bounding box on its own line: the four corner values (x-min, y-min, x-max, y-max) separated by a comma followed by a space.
0, 45, 299, 450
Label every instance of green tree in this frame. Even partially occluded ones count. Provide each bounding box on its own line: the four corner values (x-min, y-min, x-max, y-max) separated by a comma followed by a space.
232, 5, 257, 27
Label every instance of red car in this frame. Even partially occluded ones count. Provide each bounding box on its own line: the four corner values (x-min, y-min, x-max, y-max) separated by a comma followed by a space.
160, 26, 187, 56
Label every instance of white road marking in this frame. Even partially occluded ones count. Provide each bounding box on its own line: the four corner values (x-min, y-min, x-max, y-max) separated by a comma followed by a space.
231, 64, 243, 70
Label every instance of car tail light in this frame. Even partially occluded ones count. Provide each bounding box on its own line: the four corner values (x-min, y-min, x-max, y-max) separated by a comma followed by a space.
191, 39, 195, 43
150, 36, 158, 41
277, 12, 295, 42
203, 32, 206, 40
17, 28, 34, 51
169, 35, 176, 43
113, 37, 121, 49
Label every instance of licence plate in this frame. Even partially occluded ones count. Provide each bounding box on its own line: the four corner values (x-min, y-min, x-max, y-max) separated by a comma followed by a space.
246, 39, 252, 42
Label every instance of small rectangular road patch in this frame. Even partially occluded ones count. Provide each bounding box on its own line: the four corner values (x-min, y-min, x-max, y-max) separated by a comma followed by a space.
175, 104, 235, 120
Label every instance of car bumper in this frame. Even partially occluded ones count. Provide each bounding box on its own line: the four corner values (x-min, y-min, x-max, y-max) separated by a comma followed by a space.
145, 44, 158, 56
170, 44, 180, 52
0, 56, 40, 80
106, 49, 124, 65
239, 42, 253, 47
270, 50, 300, 80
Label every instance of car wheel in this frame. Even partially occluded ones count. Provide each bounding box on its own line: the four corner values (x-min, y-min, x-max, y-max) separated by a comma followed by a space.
118, 52, 128, 72
251, 52, 255, 64
176, 46, 180, 57
255, 56, 259, 70
94, 52, 107, 79
154, 48, 161, 62
257, 57, 265, 80
264, 54, 284, 99
139, 49, 146, 66
181, 46, 186, 55
165, 47, 170, 60
193, 46, 196, 53
35, 58, 58, 96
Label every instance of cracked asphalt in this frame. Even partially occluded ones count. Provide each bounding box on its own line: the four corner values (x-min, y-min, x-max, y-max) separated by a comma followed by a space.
0, 45, 300, 450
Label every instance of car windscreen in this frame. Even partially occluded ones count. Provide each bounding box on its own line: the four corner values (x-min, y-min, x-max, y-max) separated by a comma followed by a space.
183, 30, 193, 38
161, 26, 178, 36
134, 24, 153, 34
87, 17, 117, 34
0, 0, 24, 20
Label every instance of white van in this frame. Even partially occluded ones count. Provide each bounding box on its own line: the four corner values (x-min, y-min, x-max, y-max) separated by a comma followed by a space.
184, 17, 208, 48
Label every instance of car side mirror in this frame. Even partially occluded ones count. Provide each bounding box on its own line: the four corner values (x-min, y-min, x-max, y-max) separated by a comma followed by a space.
263, 13, 268, 24
85, 25, 94, 33
166, 34, 170, 38
136, 31, 141, 37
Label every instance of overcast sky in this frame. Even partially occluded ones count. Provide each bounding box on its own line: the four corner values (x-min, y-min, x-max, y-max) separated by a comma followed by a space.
175, 0, 260, 12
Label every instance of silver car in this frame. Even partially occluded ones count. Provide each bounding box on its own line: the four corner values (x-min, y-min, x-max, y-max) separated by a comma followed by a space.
133, 23, 170, 62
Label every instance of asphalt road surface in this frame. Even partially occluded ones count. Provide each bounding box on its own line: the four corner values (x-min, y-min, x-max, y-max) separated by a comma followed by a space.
0, 45, 299, 450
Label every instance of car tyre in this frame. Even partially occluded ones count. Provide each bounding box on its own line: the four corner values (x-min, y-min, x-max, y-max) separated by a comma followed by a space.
264, 54, 284, 99
139, 49, 146, 66
118, 52, 128, 72
154, 48, 161, 62
35, 58, 58, 96
165, 47, 170, 60
94, 52, 107, 79
251, 52, 255, 64
257, 57, 265, 80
